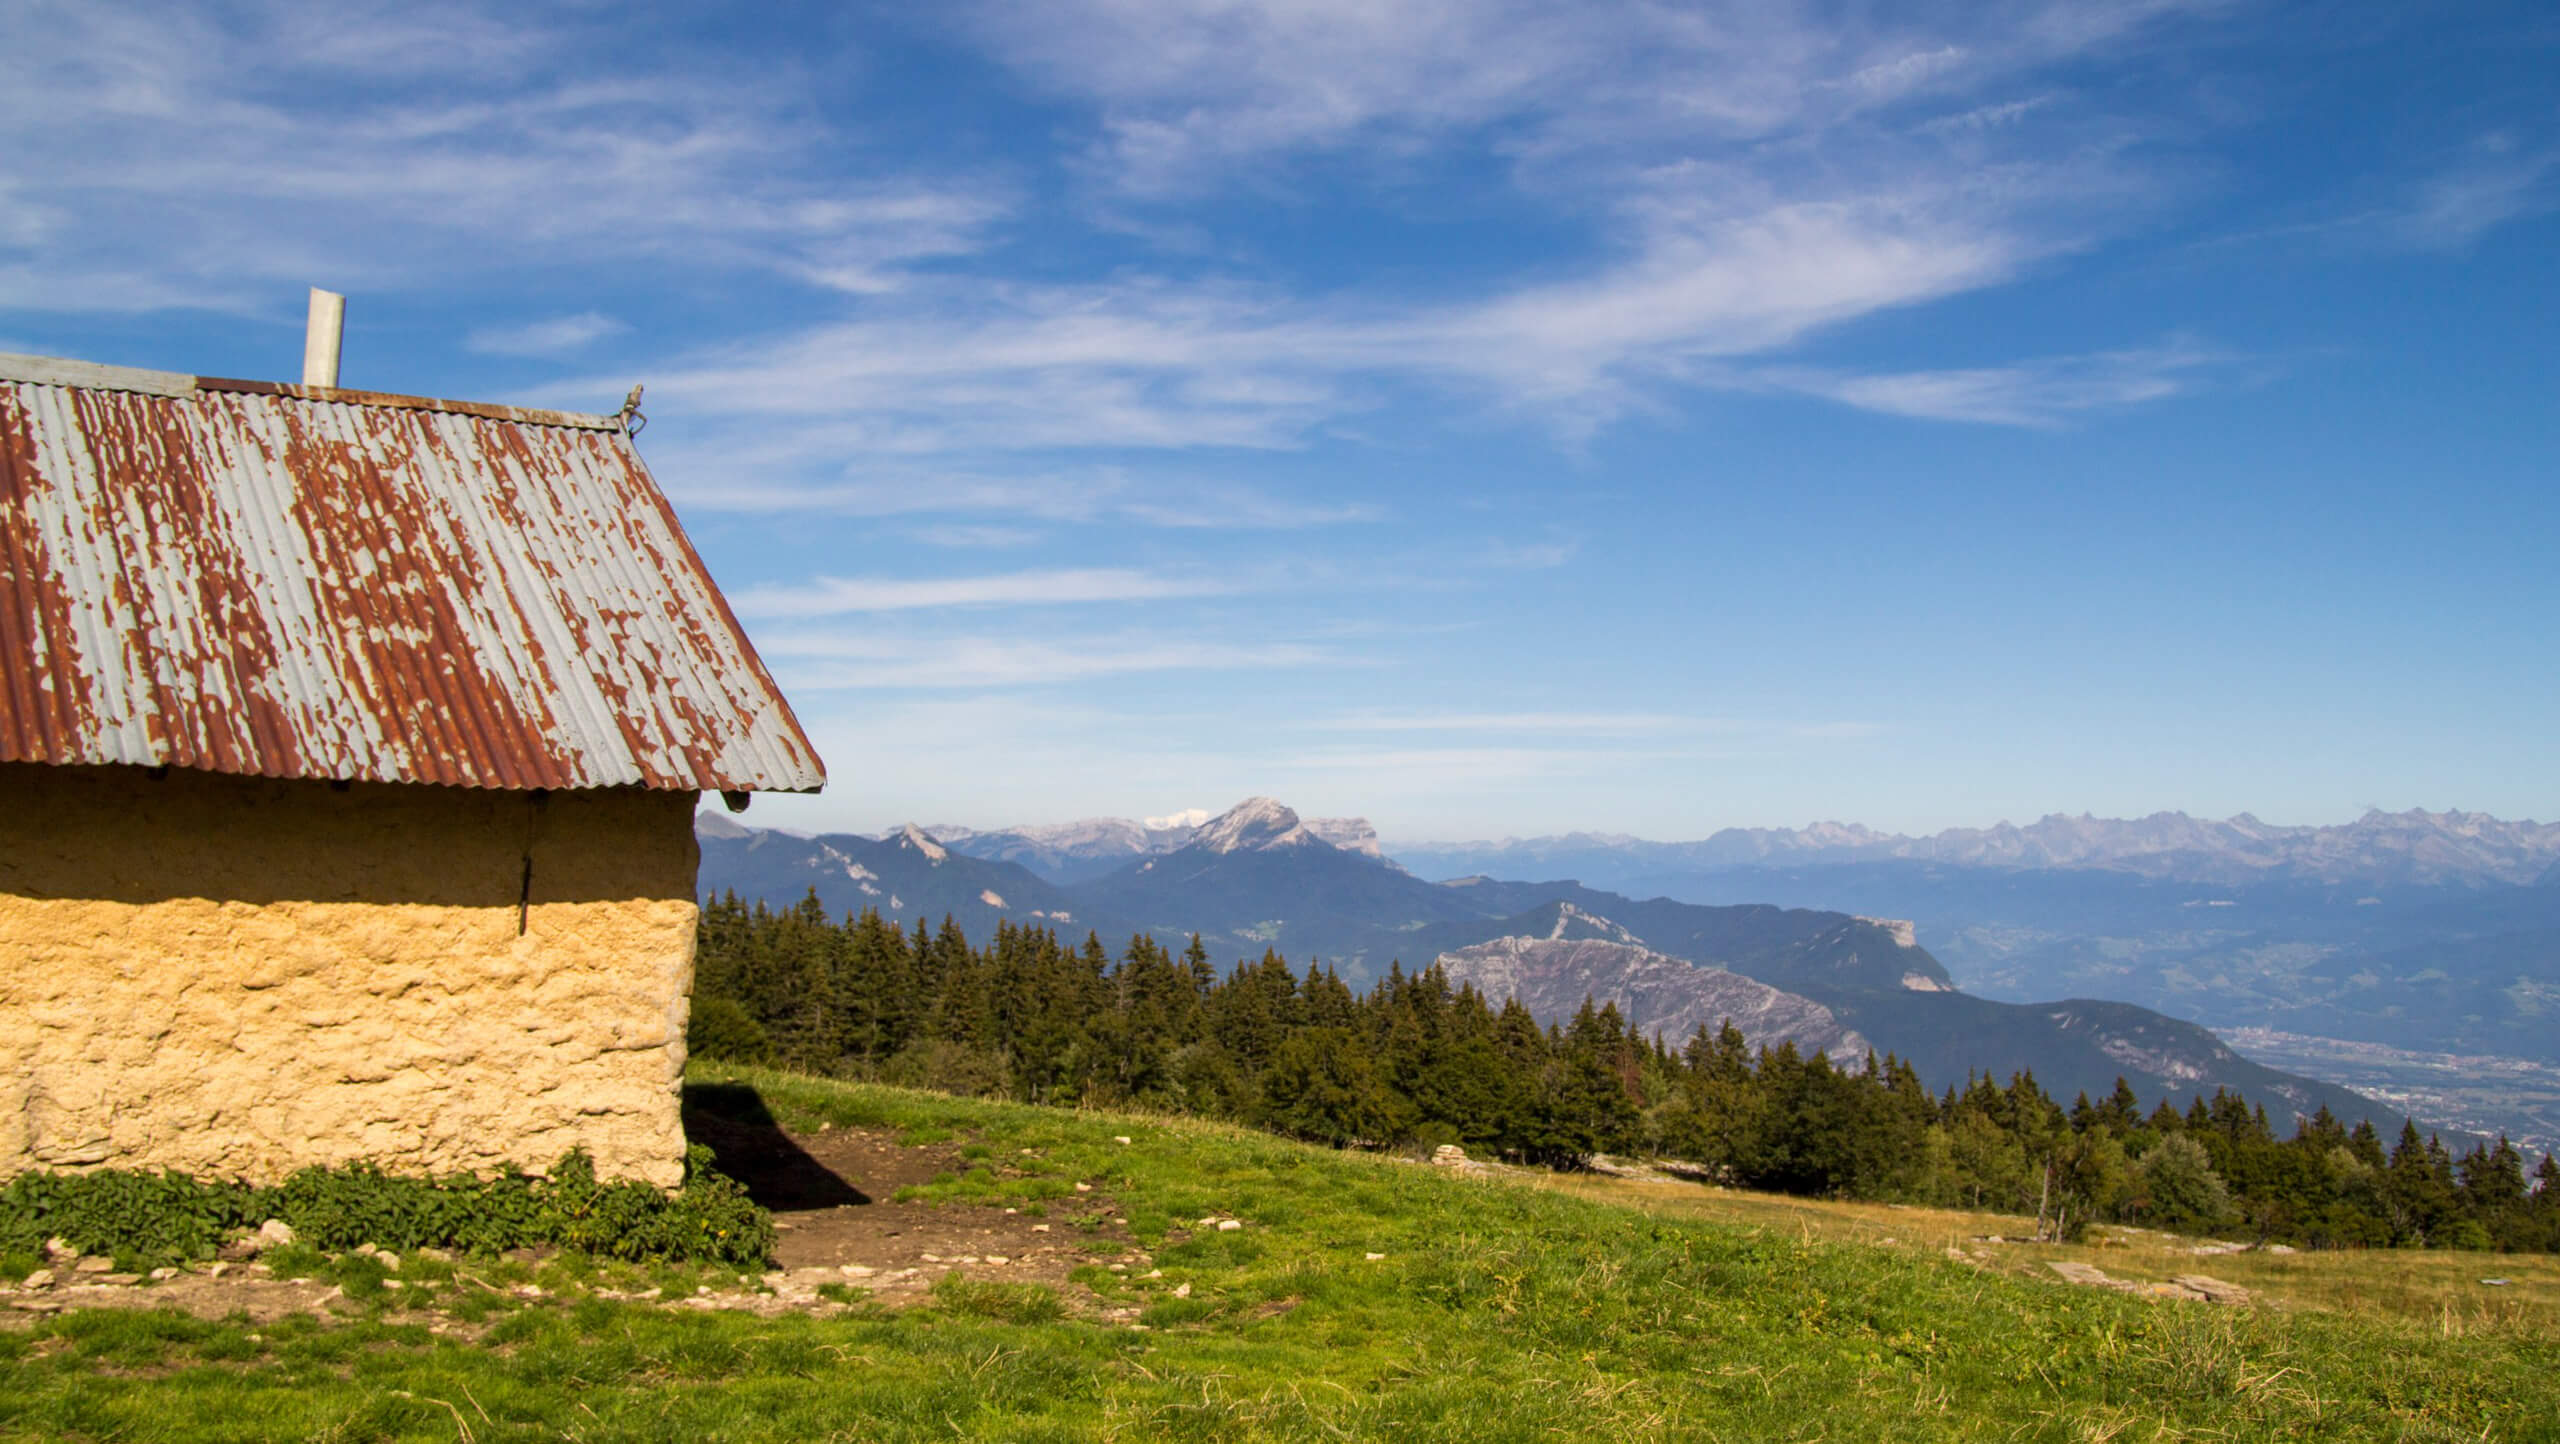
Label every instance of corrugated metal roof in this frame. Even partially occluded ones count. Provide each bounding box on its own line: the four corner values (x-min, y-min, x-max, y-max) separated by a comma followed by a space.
0, 352, 826, 794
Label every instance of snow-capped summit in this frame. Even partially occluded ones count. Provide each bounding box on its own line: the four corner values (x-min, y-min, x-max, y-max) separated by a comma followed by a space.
1193, 797, 1320, 854
1145, 807, 1214, 832
895, 823, 948, 863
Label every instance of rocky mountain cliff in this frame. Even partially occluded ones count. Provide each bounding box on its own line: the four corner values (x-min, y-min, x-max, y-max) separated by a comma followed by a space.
1434, 936, 1870, 1060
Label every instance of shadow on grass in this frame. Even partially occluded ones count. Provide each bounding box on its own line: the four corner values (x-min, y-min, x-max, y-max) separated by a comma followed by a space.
683, 1081, 871, 1211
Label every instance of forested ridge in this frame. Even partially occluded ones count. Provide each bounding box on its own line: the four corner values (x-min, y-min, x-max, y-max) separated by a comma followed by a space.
692, 892, 2560, 1253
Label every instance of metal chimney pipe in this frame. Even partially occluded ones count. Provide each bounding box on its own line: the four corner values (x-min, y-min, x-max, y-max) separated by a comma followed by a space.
302, 288, 344, 388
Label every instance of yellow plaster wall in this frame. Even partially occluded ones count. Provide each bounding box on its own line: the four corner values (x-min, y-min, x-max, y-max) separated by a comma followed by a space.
0, 764, 700, 1187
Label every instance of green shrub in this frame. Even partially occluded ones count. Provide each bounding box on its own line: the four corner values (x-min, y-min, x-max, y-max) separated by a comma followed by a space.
0, 1146, 771, 1269
0, 1169, 263, 1265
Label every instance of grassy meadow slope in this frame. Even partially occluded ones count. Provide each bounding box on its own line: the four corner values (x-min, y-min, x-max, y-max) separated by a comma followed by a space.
3, 1066, 2554, 1441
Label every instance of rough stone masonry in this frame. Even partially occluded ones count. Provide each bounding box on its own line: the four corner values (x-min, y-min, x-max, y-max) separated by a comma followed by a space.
0, 763, 701, 1188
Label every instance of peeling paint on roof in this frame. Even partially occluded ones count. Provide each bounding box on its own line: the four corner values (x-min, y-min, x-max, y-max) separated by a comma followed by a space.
0, 353, 826, 794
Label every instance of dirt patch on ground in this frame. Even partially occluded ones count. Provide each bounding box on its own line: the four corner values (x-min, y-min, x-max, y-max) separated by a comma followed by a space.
3, 1121, 1152, 1330
702, 1113, 1148, 1309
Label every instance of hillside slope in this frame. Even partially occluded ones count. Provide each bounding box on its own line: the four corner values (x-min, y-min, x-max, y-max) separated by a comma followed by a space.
19, 1066, 2545, 1437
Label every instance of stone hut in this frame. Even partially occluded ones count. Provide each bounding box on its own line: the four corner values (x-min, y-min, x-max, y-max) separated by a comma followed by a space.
0, 348, 825, 1188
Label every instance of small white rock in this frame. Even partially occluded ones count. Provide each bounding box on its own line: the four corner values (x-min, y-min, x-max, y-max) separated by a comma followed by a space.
257, 1219, 296, 1249
149, 1267, 179, 1281
1217, 1220, 1242, 1233
1031, 1224, 1050, 1233
1172, 1282, 1192, 1299
1113, 1136, 1132, 1145
1074, 1182, 1093, 1193
1364, 1253, 1386, 1262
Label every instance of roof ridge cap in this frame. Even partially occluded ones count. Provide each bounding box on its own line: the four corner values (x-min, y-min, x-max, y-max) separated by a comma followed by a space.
0, 352, 623, 431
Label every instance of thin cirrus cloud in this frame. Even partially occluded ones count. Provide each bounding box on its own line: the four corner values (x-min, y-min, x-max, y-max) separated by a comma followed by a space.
1754, 339, 2226, 427
465, 311, 628, 357
561, 0, 2239, 461
955, 0, 2208, 193
651, 455, 1381, 531
2386, 136, 2556, 253
758, 632, 1338, 689
623, 189, 2046, 460
1308, 713, 1884, 739
732, 567, 1245, 619
0, 0, 1009, 312
1308, 712, 1714, 735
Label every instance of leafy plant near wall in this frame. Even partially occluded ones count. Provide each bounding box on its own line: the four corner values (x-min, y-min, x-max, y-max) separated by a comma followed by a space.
0, 1146, 772, 1270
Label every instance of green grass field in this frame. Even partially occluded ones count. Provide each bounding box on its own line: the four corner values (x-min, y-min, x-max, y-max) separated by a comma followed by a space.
3, 1064, 2555, 1441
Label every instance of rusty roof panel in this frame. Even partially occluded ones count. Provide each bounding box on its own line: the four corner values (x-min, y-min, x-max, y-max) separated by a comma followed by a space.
0, 355, 825, 794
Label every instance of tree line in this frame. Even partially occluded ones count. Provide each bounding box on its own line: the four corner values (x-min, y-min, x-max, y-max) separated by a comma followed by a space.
691, 893, 2560, 1253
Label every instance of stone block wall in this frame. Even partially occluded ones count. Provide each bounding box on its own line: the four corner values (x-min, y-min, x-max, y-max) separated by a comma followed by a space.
0, 764, 700, 1187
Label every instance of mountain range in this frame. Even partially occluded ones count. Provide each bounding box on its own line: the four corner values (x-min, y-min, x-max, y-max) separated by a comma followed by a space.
1393, 809, 2560, 890
1384, 811, 2560, 1149
896, 801, 1386, 886
697, 797, 2411, 1140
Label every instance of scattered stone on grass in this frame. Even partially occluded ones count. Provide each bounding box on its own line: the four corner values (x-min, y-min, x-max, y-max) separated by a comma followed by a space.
2171, 1274, 2253, 1305
2047, 1259, 2253, 1306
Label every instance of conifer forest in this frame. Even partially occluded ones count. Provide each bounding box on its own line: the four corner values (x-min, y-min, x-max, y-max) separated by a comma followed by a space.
693, 893, 2560, 1254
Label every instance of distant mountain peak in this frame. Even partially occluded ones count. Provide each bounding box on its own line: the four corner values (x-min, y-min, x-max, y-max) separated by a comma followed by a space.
895, 823, 949, 863
1403, 806, 2560, 889
1146, 807, 1214, 831
1195, 797, 1319, 854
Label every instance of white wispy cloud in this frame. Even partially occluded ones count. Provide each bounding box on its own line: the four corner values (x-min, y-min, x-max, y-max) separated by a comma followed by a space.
466, 311, 629, 357
1307, 712, 1712, 735
733, 567, 1244, 618
0, 0, 1008, 312
653, 458, 1381, 530
2388, 135, 2556, 253
1479, 537, 1578, 570
1267, 744, 1760, 780
760, 632, 1338, 688
614, 183, 2041, 457
1308, 712, 1886, 738
958, 0, 2208, 194
571, 0, 2227, 458
1757, 339, 2224, 426
906, 523, 1048, 549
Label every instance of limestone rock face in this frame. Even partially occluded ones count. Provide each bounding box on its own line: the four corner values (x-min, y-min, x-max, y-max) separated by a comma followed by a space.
1434, 936, 1869, 1059
0, 764, 701, 1187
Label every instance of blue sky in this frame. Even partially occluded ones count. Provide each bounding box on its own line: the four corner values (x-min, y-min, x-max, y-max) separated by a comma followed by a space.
4, 0, 2554, 840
